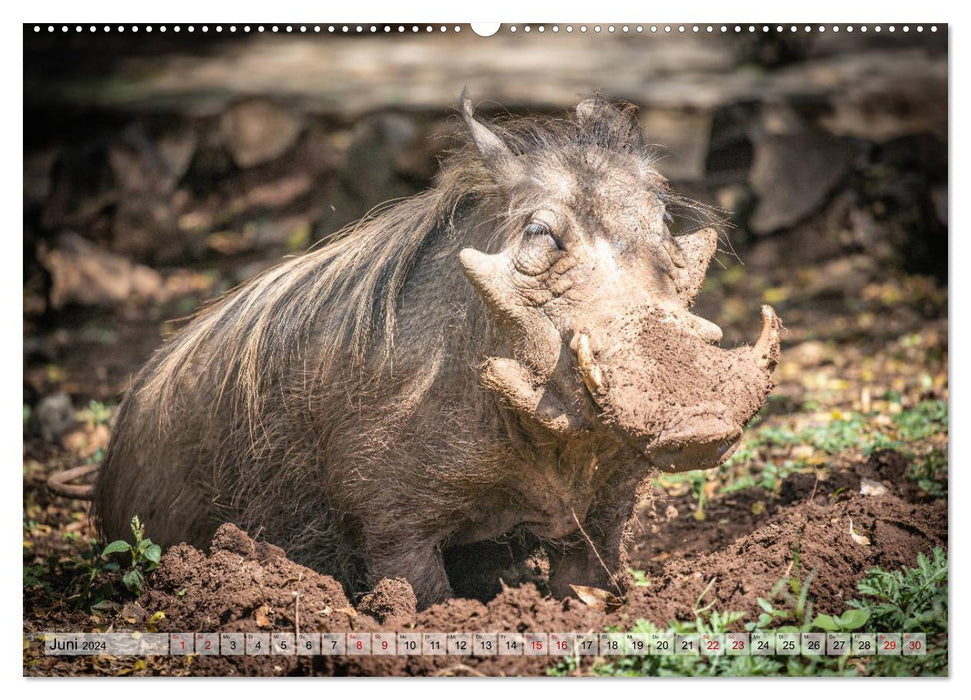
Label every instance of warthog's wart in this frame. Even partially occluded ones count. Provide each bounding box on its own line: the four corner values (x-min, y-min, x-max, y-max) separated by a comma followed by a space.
95, 92, 781, 609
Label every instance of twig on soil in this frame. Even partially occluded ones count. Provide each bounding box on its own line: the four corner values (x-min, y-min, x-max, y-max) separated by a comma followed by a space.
293, 591, 300, 636
694, 577, 718, 615
571, 509, 622, 595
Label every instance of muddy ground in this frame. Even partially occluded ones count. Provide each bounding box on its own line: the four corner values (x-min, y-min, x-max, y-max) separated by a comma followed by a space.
23, 441, 946, 677
23, 29, 947, 677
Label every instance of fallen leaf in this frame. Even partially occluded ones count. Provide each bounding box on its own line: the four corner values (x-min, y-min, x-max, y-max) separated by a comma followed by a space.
569, 584, 623, 612
255, 604, 271, 627
147, 611, 165, 633
860, 478, 889, 497
791, 444, 815, 460
751, 501, 765, 515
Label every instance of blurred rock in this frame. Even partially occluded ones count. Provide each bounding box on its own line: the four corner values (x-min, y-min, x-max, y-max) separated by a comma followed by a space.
704, 103, 757, 181
38, 231, 165, 309
219, 98, 303, 168
230, 173, 313, 213
313, 180, 366, 239
156, 125, 198, 183
109, 123, 196, 195
800, 254, 876, 300
731, 32, 815, 68
23, 148, 58, 206
35, 392, 75, 443
749, 130, 860, 234
819, 64, 947, 143
42, 144, 117, 230
312, 113, 427, 238
344, 113, 423, 204
931, 187, 947, 226
111, 196, 183, 264
641, 109, 712, 182
714, 184, 755, 223
393, 118, 456, 183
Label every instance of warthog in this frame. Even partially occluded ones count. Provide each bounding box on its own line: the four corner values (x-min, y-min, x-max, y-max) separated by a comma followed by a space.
93, 93, 781, 608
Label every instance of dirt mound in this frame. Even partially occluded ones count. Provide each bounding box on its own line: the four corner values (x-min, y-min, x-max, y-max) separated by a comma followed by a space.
117, 463, 944, 676
141, 523, 370, 675
357, 578, 418, 623
624, 491, 947, 626
146, 523, 354, 632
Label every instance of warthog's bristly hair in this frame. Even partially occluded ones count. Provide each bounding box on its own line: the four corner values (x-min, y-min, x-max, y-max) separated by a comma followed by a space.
134, 98, 663, 437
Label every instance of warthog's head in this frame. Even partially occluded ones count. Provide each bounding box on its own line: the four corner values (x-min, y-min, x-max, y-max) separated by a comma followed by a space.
458, 93, 781, 472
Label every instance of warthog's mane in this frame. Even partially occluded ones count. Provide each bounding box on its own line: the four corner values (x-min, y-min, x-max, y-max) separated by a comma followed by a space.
135, 99, 689, 432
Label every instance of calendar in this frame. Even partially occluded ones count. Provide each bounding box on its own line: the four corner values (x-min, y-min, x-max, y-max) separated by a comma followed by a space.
40, 631, 927, 657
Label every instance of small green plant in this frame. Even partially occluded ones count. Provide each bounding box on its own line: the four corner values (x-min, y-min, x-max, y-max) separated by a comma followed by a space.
67, 543, 120, 609
893, 400, 947, 442
850, 548, 948, 676
23, 563, 51, 591
84, 447, 105, 466
746, 566, 818, 634
548, 550, 947, 677
810, 609, 870, 632
690, 472, 707, 520
83, 400, 114, 426
101, 516, 162, 597
629, 568, 651, 588
909, 448, 947, 496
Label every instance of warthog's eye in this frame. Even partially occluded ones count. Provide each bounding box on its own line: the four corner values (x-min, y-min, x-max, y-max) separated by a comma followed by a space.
524, 221, 563, 251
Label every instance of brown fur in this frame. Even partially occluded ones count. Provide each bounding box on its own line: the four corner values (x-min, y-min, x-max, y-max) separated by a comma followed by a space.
94, 95, 779, 608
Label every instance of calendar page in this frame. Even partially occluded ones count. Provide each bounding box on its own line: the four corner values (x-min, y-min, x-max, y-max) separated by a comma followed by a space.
22, 10, 949, 681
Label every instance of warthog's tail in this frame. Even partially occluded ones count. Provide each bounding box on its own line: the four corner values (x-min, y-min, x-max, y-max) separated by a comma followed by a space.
46, 463, 99, 500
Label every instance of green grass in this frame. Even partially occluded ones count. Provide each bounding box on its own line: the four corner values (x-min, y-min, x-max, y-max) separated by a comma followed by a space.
712, 399, 948, 496
548, 549, 947, 677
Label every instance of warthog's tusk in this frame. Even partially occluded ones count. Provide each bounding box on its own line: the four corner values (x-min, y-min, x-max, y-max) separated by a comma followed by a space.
754, 304, 782, 372
575, 332, 604, 396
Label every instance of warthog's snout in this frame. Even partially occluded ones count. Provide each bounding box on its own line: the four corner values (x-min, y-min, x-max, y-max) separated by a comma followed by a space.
649, 414, 742, 471
576, 304, 781, 472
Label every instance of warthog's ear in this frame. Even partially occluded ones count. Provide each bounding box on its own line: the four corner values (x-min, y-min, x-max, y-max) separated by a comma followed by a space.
576, 96, 645, 150
673, 227, 719, 306
460, 88, 519, 176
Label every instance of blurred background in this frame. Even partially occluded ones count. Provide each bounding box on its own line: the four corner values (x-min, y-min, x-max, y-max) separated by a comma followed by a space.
22, 28, 949, 666
22, 26, 948, 492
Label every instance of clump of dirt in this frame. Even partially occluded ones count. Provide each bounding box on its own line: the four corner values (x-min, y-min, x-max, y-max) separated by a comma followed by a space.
624, 491, 947, 626
25, 452, 945, 676
146, 523, 354, 633
140, 523, 372, 675
98, 454, 943, 677
357, 578, 417, 623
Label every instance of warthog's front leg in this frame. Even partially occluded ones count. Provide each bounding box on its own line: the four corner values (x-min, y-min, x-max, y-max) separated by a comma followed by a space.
547, 473, 643, 600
